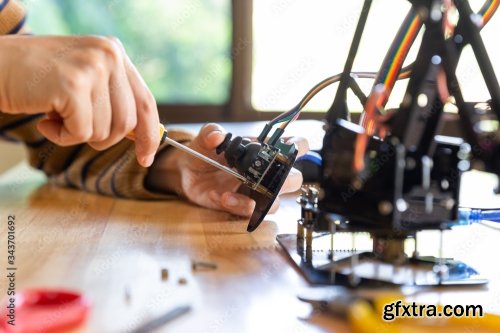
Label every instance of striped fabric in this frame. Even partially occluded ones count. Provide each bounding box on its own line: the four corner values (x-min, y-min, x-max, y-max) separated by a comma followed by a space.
0, 0, 193, 199
0, 0, 26, 34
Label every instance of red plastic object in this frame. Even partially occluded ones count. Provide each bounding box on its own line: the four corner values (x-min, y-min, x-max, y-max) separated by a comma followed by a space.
0, 289, 91, 333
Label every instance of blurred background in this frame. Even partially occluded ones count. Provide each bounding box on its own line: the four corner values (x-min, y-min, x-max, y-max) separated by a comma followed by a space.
22, 0, 232, 106
20, 0, 500, 116
1, 0, 498, 171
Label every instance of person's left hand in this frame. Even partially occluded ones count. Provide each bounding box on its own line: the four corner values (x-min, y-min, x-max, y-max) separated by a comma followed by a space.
147, 123, 309, 216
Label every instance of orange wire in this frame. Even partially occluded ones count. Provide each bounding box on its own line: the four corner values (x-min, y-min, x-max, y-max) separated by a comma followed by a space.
357, 14, 422, 170
354, 87, 386, 172
482, 0, 499, 26
383, 16, 422, 93
355, 0, 498, 173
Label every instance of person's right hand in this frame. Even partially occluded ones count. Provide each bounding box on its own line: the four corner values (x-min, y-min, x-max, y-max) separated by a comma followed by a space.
0, 35, 160, 167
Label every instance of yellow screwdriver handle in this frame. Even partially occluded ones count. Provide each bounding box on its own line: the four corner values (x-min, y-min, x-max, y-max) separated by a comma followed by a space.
126, 124, 168, 144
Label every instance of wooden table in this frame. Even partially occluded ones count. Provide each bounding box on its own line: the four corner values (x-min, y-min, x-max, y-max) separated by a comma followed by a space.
1, 163, 500, 333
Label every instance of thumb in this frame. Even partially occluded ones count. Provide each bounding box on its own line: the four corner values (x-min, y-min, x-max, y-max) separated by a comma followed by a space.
185, 123, 227, 170
192, 123, 226, 153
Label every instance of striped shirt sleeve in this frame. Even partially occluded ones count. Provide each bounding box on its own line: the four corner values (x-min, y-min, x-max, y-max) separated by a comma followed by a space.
0, 0, 26, 34
0, 0, 194, 199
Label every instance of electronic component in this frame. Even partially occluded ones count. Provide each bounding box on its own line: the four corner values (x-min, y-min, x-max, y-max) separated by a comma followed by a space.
216, 132, 297, 231
275, 0, 500, 287
130, 123, 297, 232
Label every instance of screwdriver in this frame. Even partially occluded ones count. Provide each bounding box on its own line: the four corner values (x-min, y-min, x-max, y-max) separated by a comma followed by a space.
127, 124, 247, 182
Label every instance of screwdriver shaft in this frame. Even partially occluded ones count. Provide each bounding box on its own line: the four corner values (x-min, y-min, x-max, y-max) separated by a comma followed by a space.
128, 125, 246, 183
163, 136, 247, 183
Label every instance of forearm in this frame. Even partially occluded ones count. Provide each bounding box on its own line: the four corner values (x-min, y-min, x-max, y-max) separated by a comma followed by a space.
0, 1, 198, 199
0, 110, 193, 199
144, 146, 184, 197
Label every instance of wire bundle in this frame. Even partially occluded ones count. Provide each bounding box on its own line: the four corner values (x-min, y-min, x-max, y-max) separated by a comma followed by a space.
360, 11, 422, 126
260, 1, 500, 226
479, 0, 499, 26
262, 0, 498, 148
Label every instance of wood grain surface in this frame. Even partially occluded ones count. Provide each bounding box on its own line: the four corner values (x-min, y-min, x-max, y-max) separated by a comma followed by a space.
1, 163, 500, 333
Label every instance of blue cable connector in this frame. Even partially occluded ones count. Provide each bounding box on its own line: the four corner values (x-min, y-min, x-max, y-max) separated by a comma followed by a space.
457, 208, 500, 226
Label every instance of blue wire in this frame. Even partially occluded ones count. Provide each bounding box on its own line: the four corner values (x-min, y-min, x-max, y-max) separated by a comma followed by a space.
457, 208, 500, 225
479, 209, 500, 222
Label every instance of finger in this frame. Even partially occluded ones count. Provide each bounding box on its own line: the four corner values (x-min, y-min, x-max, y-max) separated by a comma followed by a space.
186, 123, 228, 169
195, 123, 226, 151
84, 37, 137, 154
113, 38, 160, 167
280, 167, 303, 194
220, 192, 256, 217
285, 136, 309, 157
206, 190, 256, 217
37, 94, 93, 146
97, 60, 137, 152
88, 84, 112, 150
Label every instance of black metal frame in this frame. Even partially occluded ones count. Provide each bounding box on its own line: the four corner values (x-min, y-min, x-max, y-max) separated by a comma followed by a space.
274, 1, 499, 288
318, 0, 500, 236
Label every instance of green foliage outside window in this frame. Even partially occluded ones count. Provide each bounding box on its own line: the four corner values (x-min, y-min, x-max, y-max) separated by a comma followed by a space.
21, 0, 232, 105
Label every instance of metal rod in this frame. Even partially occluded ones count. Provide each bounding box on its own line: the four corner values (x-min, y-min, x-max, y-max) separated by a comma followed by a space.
326, 0, 372, 122
131, 305, 191, 333
413, 234, 418, 258
164, 136, 247, 183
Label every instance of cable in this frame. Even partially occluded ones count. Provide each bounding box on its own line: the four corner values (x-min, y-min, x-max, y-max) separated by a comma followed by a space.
354, 0, 498, 172
479, 209, 500, 222
479, 0, 499, 27
380, 14, 422, 94
457, 208, 500, 224
351, 9, 423, 172
266, 0, 498, 143
368, 0, 497, 111
361, 9, 422, 130
268, 69, 414, 131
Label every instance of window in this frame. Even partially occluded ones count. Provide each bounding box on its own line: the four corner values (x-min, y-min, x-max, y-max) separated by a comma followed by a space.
22, 0, 232, 121
20, 1, 500, 122
252, 0, 500, 115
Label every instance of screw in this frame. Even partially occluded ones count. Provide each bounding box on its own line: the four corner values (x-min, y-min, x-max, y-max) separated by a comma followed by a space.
191, 260, 218, 271
161, 268, 169, 281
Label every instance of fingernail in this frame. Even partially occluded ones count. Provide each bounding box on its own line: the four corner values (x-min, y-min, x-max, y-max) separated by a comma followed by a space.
142, 153, 155, 167
207, 130, 223, 140
225, 195, 239, 207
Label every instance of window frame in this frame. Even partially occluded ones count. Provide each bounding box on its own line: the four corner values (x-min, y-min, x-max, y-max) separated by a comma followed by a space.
229, 0, 465, 134
159, 0, 327, 123
161, 0, 468, 136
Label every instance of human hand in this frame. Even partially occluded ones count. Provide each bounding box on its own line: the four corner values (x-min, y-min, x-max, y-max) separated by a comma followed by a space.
148, 123, 309, 216
0, 35, 159, 167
